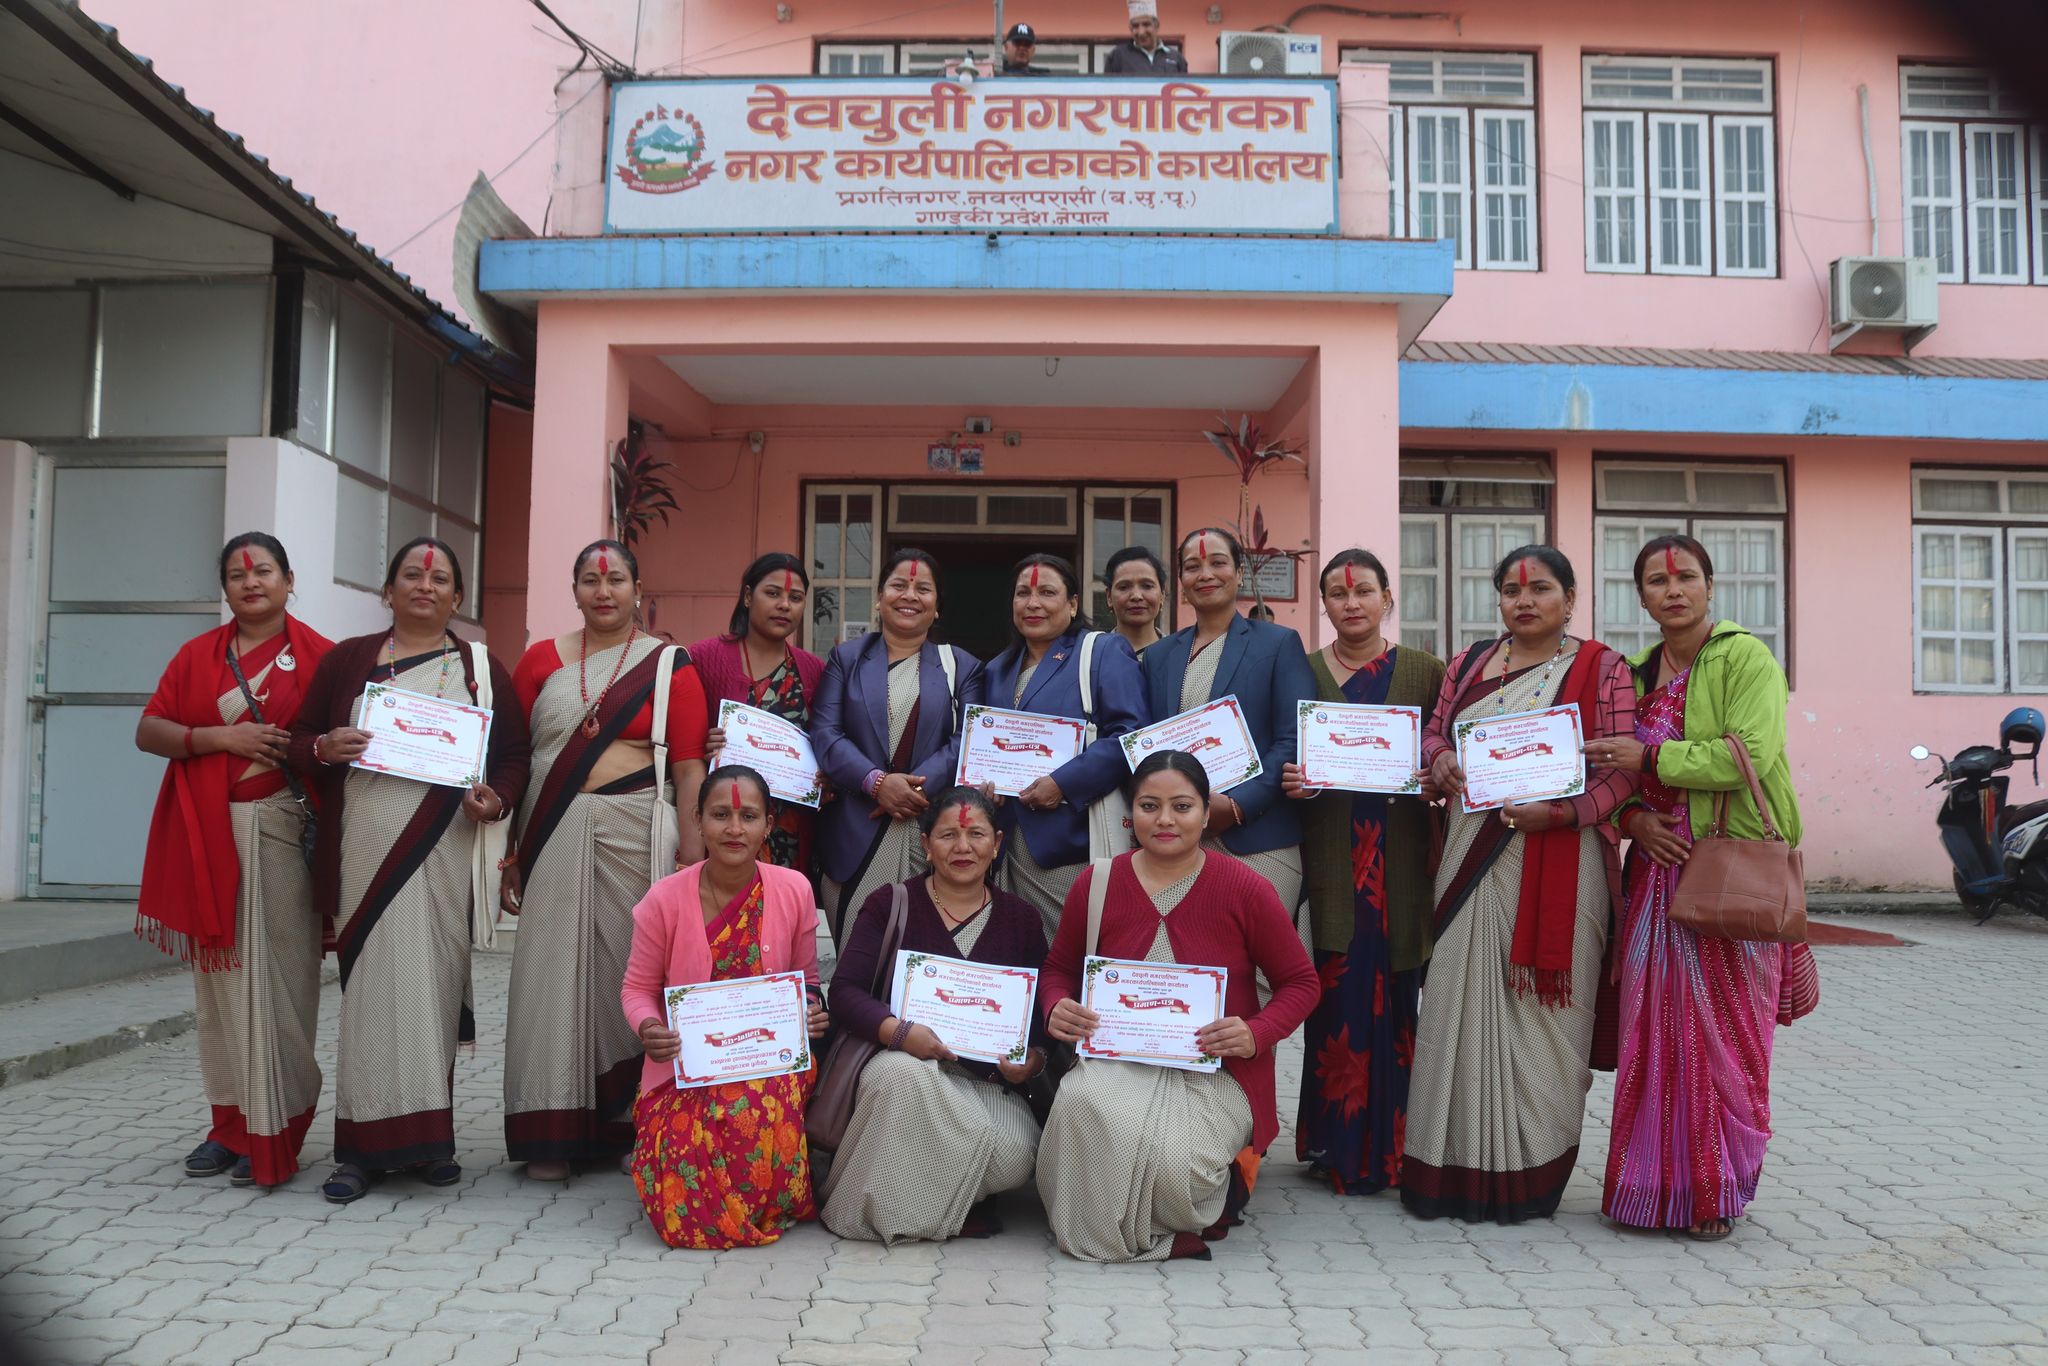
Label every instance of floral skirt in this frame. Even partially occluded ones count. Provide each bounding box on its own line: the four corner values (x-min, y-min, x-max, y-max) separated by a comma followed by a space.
631, 1076, 814, 1249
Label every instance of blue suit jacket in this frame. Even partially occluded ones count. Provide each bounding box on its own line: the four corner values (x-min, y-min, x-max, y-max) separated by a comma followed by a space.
978, 627, 1151, 869
809, 634, 984, 884
1140, 613, 1315, 856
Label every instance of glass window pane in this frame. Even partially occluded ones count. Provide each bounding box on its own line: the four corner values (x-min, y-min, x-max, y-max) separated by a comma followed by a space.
438, 374, 485, 521
1693, 469, 1782, 510
2017, 641, 2048, 689
389, 339, 438, 499
845, 518, 873, 579
1921, 585, 1956, 631
334, 475, 385, 587
1603, 466, 1690, 505
1960, 638, 1997, 685
1920, 477, 2001, 515
1920, 531, 1955, 579
1959, 534, 1997, 580
815, 519, 842, 579
1960, 586, 1996, 631
2010, 481, 2048, 515
99, 281, 269, 439
388, 496, 433, 561
842, 587, 873, 637
1921, 637, 1956, 685
1401, 519, 1440, 570
333, 292, 390, 477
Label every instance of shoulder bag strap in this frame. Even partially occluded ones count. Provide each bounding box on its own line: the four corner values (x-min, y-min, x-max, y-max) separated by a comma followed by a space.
1076, 631, 1102, 726
468, 639, 503, 950
1086, 856, 1112, 959
1721, 733, 1782, 841
648, 644, 680, 882
224, 644, 315, 817
871, 881, 911, 997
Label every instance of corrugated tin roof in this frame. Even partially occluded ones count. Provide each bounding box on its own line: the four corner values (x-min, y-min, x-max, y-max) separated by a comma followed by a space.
0, 0, 527, 389
1403, 339, 2048, 381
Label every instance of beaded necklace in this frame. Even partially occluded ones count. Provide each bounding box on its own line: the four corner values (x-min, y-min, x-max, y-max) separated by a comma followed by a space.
578, 626, 638, 738
383, 631, 455, 697
1499, 634, 1568, 714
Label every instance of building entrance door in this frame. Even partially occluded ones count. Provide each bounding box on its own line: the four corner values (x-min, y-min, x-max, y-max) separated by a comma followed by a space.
28, 452, 225, 896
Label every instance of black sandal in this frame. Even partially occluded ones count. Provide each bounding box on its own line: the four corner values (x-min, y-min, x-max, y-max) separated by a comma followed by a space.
228, 1156, 255, 1187
414, 1157, 461, 1187
321, 1163, 373, 1204
1686, 1217, 1735, 1242
184, 1140, 237, 1178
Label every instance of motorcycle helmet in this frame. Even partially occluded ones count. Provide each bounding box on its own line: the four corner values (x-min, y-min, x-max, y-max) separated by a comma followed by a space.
2000, 706, 2045, 755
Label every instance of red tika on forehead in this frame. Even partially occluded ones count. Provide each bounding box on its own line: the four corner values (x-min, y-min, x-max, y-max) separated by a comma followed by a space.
1028, 564, 1040, 589
242, 549, 257, 573
422, 545, 435, 573
906, 559, 919, 581
782, 570, 796, 594
955, 801, 973, 829
1665, 545, 1679, 576
1516, 558, 1529, 587
729, 779, 741, 809
1197, 533, 1210, 560
1343, 563, 1356, 589
597, 551, 609, 575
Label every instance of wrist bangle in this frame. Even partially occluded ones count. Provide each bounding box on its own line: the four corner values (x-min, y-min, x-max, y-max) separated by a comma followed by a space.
889, 1018, 914, 1050
312, 733, 326, 764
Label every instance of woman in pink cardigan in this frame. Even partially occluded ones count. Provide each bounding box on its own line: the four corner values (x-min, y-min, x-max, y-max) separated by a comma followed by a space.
1037, 750, 1319, 1262
620, 764, 827, 1249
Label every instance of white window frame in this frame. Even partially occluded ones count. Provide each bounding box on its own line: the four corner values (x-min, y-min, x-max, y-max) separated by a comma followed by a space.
1595, 516, 1687, 659
1350, 48, 1536, 272
1714, 115, 1777, 277
1396, 513, 1446, 658
1407, 106, 1471, 269
1964, 121, 2027, 284
1912, 468, 2048, 524
887, 485, 1077, 535
1585, 112, 1646, 272
817, 44, 896, 75
1902, 121, 1964, 282
1082, 486, 1176, 634
2034, 126, 2048, 286
1900, 64, 2028, 119
1475, 109, 1538, 270
1914, 524, 2006, 693
2009, 527, 2048, 692
1597, 460, 1787, 514
1450, 513, 1545, 648
1583, 55, 1773, 114
1648, 112, 1711, 275
804, 483, 884, 650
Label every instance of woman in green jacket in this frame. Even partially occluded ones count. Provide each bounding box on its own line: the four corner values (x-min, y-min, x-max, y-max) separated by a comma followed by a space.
1585, 534, 1813, 1241
1281, 549, 1444, 1195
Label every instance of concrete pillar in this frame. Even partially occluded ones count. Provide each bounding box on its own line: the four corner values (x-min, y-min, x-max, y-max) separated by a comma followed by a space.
0, 442, 35, 898
1338, 61, 1392, 240
1307, 309, 1404, 649
525, 303, 629, 642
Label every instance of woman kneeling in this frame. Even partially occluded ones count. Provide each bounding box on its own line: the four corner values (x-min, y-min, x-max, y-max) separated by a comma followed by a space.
620, 765, 828, 1249
1037, 751, 1319, 1261
820, 787, 1051, 1243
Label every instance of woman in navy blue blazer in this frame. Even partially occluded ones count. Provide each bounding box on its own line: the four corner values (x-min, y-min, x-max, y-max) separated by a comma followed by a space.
1140, 527, 1318, 918
810, 548, 983, 942
976, 554, 1150, 939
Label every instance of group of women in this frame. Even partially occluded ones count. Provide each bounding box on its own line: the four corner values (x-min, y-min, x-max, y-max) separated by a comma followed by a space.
138, 518, 1809, 1257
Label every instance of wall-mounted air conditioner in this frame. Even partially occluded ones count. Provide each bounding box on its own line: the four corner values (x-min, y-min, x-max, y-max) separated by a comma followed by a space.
1829, 255, 1939, 352
1217, 32, 1324, 76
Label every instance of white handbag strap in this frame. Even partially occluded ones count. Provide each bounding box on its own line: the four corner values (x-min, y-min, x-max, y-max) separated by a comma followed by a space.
469, 639, 492, 711
649, 644, 679, 806
1076, 630, 1104, 725
1086, 856, 1112, 959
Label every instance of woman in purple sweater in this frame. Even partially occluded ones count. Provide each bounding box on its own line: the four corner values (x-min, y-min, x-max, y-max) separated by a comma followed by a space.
819, 787, 1051, 1243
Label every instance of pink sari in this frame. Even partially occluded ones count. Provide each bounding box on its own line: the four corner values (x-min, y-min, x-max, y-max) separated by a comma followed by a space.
1603, 669, 1784, 1228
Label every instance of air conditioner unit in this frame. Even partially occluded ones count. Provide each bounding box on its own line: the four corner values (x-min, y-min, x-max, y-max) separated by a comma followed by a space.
1218, 31, 1324, 76
1829, 255, 1939, 351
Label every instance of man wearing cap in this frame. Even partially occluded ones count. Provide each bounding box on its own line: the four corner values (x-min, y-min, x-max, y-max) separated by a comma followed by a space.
1104, 2, 1186, 75
998, 23, 1051, 75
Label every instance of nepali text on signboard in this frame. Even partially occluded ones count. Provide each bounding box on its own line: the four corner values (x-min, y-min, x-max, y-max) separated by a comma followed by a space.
604, 77, 1339, 235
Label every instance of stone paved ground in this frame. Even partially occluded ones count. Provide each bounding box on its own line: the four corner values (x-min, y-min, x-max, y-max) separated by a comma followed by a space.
2, 913, 2046, 1366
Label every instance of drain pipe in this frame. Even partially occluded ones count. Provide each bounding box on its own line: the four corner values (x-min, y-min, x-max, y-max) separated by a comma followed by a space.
1858, 83, 1879, 255
994, 0, 1004, 53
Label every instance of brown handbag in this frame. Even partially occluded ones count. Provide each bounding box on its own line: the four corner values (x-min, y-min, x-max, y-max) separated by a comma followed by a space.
1667, 734, 1807, 944
804, 883, 909, 1153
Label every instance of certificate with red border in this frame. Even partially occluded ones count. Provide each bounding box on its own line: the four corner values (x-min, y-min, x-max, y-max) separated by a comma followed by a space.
1455, 703, 1586, 814
714, 700, 824, 808
1295, 701, 1423, 794
954, 704, 1085, 798
1078, 955, 1228, 1073
666, 971, 811, 1089
352, 683, 493, 789
1117, 694, 1261, 793
887, 950, 1038, 1064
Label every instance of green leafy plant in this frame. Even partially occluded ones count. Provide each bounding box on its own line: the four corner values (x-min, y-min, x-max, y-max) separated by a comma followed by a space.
1203, 413, 1309, 609
610, 425, 680, 550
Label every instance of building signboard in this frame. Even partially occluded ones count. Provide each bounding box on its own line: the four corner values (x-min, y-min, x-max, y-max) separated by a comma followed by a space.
605, 77, 1339, 235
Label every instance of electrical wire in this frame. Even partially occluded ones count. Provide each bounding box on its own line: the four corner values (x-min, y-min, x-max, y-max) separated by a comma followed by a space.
525, 0, 633, 79
653, 0, 986, 77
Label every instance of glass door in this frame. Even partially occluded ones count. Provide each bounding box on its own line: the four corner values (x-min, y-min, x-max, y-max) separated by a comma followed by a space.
804, 484, 882, 651
1083, 487, 1173, 634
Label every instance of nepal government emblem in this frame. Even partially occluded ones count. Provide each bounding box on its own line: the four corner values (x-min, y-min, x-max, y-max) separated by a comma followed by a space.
617, 107, 714, 193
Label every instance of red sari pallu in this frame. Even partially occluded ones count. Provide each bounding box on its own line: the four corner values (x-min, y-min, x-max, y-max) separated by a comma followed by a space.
631, 877, 817, 1249
139, 616, 334, 1184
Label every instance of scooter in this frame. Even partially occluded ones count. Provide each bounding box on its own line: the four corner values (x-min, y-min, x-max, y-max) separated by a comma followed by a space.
1909, 706, 2048, 922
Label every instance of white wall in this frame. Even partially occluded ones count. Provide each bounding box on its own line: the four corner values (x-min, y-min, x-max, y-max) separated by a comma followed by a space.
224, 437, 490, 644
0, 442, 35, 898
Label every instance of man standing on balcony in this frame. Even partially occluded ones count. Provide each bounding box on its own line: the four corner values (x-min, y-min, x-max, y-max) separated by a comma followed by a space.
998, 23, 1051, 76
1104, 2, 1187, 75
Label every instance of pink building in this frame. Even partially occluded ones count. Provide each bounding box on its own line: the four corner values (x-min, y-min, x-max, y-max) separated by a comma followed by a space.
11, 0, 2048, 894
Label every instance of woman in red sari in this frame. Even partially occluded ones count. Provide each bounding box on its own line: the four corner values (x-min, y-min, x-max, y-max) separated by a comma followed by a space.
136, 533, 334, 1188
690, 552, 826, 878
620, 765, 829, 1249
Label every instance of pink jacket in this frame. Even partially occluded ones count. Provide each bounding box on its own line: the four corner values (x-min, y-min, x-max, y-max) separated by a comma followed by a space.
620, 860, 821, 1097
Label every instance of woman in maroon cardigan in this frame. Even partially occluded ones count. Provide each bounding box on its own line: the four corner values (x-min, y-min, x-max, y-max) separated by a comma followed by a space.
819, 787, 1050, 1243
1037, 750, 1319, 1261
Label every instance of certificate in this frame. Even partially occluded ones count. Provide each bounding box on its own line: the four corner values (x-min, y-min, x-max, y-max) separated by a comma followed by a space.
887, 950, 1039, 1064
1118, 695, 1261, 793
955, 704, 1085, 797
666, 971, 811, 1089
353, 683, 493, 789
1455, 703, 1586, 814
1296, 701, 1423, 795
1078, 955, 1228, 1073
714, 700, 823, 808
